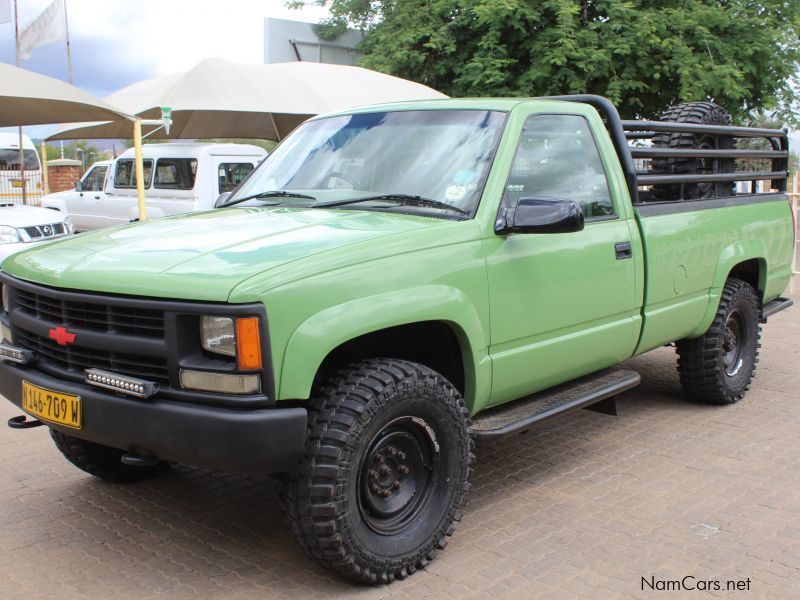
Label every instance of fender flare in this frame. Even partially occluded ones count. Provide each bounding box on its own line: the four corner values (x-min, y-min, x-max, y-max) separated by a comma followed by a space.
39, 197, 68, 213
690, 239, 767, 337
277, 285, 491, 412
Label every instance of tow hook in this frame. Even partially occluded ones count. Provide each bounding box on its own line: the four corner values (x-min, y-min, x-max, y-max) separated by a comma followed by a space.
121, 453, 160, 467
7, 415, 43, 429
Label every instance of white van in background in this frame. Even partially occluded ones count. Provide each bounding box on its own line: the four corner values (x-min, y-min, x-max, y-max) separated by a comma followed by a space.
0, 132, 44, 204
41, 143, 267, 231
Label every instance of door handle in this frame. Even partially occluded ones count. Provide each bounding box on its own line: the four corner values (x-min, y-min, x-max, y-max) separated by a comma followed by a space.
614, 241, 633, 260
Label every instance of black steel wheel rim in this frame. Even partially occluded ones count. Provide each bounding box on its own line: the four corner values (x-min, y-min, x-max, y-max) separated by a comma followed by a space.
358, 416, 440, 536
722, 309, 747, 376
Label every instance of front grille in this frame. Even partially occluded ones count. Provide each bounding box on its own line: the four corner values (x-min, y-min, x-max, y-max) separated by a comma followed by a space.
22, 222, 66, 240
15, 329, 170, 383
15, 288, 164, 337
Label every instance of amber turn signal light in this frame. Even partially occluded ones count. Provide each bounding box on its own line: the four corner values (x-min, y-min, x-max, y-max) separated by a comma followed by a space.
235, 317, 262, 370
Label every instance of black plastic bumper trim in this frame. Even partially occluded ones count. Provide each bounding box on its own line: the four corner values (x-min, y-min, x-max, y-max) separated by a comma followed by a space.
0, 360, 306, 475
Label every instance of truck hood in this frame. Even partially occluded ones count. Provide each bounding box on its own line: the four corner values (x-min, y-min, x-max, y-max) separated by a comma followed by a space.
1, 207, 447, 301
0, 204, 69, 227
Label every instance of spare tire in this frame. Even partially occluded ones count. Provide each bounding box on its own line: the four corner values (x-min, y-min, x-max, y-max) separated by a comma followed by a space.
650, 102, 735, 201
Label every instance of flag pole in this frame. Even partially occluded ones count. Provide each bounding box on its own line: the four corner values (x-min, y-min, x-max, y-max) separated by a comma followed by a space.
62, 0, 78, 160
14, 0, 27, 205
62, 0, 73, 84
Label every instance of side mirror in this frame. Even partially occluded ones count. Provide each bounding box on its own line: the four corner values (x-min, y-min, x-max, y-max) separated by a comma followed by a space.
214, 192, 232, 208
497, 196, 584, 235
74, 181, 83, 193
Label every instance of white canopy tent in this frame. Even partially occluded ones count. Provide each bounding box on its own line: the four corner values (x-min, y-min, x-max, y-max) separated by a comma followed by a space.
47, 59, 448, 141
0, 63, 128, 127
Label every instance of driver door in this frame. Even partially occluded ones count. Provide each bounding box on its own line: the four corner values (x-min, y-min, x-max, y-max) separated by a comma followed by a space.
485, 112, 642, 405
69, 164, 108, 231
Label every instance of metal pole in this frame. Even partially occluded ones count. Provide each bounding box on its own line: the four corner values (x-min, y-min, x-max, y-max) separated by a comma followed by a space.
63, 0, 73, 84
41, 141, 49, 195
133, 119, 147, 221
792, 174, 799, 294
63, 0, 78, 160
14, 0, 27, 205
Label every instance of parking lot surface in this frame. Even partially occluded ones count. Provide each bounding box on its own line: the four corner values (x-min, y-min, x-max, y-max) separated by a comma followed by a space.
0, 294, 798, 599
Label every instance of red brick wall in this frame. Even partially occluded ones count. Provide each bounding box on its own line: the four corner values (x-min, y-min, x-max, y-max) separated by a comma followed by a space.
48, 165, 82, 193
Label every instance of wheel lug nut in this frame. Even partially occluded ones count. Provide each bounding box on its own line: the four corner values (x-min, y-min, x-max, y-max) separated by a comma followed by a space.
398, 451, 406, 460
392, 481, 401, 490
388, 447, 397, 456
368, 470, 378, 480
399, 465, 409, 475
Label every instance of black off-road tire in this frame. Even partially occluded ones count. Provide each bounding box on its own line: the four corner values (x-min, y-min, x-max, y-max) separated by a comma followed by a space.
50, 429, 170, 483
675, 278, 761, 404
282, 358, 473, 584
650, 101, 735, 201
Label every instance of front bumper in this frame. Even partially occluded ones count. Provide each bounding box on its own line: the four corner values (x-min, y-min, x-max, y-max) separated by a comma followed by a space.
0, 360, 307, 475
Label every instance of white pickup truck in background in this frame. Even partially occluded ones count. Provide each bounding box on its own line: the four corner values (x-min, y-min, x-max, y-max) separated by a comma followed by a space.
41, 143, 267, 231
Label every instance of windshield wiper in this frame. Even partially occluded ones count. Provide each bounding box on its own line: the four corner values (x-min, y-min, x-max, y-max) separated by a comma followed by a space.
312, 194, 469, 216
220, 190, 317, 208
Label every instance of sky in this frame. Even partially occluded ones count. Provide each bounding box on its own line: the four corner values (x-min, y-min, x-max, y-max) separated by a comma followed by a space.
0, 0, 330, 138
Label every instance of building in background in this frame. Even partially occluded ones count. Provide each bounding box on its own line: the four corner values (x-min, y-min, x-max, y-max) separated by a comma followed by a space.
263, 18, 363, 65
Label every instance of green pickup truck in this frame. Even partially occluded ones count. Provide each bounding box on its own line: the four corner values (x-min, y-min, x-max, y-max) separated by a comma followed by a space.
0, 95, 794, 583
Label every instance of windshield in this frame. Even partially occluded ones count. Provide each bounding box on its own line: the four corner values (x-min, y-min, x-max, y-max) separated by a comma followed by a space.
0, 149, 40, 171
229, 109, 506, 217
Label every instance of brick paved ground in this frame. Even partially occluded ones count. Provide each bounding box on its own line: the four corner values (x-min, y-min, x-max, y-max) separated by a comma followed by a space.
1, 293, 797, 600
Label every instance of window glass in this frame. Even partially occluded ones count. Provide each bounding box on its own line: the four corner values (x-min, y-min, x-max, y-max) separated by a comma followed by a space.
232, 110, 507, 218
154, 158, 198, 190
218, 162, 255, 194
114, 159, 153, 188
83, 166, 107, 191
0, 149, 40, 170
505, 114, 614, 219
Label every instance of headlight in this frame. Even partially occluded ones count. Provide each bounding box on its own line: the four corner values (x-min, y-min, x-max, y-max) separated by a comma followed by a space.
200, 316, 235, 356
199, 315, 263, 371
0, 226, 20, 244
64, 217, 74, 234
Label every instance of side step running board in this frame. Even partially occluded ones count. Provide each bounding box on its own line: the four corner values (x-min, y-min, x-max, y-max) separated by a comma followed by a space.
472, 368, 640, 440
761, 297, 793, 322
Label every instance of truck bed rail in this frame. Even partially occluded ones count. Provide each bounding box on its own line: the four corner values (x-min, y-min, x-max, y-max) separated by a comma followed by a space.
542, 95, 789, 204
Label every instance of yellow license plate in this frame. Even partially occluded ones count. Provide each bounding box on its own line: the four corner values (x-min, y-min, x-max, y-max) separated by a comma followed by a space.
21, 381, 81, 429
11, 180, 24, 188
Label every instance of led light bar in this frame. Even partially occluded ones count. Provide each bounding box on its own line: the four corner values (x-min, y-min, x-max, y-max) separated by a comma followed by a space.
84, 368, 158, 398
0, 342, 33, 364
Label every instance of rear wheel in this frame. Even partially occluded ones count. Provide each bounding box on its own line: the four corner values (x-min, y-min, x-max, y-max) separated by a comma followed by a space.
650, 102, 735, 201
676, 278, 760, 404
50, 429, 170, 483
283, 358, 473, 584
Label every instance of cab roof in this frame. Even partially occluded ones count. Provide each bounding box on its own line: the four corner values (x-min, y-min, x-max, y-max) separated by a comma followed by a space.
313, 97, 576, 119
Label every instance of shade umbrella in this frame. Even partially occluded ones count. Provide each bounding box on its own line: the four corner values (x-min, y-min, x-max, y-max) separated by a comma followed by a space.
0, 63, 133, 206
0, 63, 129, 126
47, 58, 447, 141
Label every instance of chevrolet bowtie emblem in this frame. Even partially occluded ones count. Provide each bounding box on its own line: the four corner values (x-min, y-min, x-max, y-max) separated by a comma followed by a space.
49, 326, 76, 346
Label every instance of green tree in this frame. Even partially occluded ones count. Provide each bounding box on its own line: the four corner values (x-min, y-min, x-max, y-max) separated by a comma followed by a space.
304, 0, 800, 124
41, 141, 109, 165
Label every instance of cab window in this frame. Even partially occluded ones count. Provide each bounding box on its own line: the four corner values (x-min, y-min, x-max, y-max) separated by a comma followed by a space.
218, 162, 255, 194
83, 165, 108, 192
154, 158, 198, 190
114, 159, 153, 189
504, 114, 614, 219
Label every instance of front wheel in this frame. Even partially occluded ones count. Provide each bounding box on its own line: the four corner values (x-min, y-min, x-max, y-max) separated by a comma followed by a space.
283, 358, 473, 584
676, 278, 761, 404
